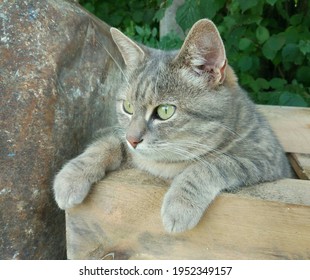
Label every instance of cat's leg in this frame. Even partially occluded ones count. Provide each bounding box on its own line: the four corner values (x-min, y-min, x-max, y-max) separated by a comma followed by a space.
161, 160, 248, 233
53, 128, 126, 209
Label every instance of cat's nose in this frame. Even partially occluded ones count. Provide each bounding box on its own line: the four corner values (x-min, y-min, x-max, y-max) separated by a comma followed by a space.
126, 135, 143, 149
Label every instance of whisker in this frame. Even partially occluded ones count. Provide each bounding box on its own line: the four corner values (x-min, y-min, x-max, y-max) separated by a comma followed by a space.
95, 38, 130, 87
215, 122, 242, 138
166, 146, 231, 189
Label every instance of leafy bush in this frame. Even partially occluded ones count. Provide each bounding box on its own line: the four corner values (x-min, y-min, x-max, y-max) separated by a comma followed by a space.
79, 0, 309, 107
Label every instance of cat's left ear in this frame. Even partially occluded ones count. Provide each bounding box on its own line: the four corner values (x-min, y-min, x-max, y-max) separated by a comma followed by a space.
111, 28, 145, 69
175, 19, 227, 86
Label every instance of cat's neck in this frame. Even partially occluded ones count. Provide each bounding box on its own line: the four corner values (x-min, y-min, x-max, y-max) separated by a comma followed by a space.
132, 153, 189, 179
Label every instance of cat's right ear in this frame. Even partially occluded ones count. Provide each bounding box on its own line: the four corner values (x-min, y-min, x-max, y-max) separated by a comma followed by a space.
174, 19, 227, 87
111, 28, 145, 70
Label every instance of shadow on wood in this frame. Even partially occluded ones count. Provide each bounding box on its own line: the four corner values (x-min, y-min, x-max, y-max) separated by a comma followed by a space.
66, 106, 310, 260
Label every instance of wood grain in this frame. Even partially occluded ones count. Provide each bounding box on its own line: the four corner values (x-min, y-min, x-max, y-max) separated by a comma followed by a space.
66, 106, 310, 260
288, 153, 310, 180
258, 105, 310, 154
66, 169, 310, 260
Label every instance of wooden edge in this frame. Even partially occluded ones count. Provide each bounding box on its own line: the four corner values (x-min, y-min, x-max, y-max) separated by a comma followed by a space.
258, 105, 310, 154
288, 153, 310, 180
66, 169, 310, 260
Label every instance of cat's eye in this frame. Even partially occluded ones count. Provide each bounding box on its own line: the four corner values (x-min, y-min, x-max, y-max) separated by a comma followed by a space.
156, 104, 176, 120
123, 100, 134, 115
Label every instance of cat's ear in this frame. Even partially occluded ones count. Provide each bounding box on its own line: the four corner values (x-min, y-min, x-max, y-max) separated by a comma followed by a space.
175, 19, 227, 86
110, 28, 145, 69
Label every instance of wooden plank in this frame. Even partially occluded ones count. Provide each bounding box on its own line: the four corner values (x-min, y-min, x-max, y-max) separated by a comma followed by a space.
66, 169, 310, 260
288, 153, 310, 180
258, 105, 310, 154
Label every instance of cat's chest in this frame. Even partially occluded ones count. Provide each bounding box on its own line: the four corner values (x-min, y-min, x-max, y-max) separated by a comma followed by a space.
132, 154, 188, 179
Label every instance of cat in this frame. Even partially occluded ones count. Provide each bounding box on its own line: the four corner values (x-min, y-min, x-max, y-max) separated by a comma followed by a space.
53, 19, 292, 233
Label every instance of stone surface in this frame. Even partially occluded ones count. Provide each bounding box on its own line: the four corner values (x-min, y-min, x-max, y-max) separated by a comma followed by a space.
0, 0, 122, 259
160, 0, 185, 39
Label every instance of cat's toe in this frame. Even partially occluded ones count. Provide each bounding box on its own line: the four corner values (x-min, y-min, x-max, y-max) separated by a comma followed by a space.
161, 197, 203, 233
53, 173, 92, 210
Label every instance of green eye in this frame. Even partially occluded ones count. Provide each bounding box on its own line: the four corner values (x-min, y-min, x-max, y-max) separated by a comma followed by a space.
123, 100, 134, 115
156, 104, 176, 120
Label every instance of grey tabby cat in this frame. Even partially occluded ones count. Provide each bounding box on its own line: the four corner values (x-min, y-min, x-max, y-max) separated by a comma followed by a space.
53, 19, 292, 233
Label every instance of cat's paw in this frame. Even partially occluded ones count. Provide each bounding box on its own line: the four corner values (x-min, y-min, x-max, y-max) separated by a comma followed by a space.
161, 193, 204, 233
53, 167, 100, 210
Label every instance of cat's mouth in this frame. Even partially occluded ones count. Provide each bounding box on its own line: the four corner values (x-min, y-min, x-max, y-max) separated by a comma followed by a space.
126, 140, 206, 163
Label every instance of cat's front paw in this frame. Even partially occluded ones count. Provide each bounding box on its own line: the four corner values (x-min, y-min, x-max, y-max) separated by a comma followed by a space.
53, 166, 100, 210
161, 193, 204, 233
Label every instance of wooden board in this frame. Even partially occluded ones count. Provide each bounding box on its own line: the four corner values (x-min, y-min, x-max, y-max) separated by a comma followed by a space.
258, 105, 310, 154
66, 106, 310, 260
288, 153, 310, 180
66, 169, 310, 260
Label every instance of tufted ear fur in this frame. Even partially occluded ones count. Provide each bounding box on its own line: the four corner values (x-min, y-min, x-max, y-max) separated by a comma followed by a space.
174, 19, 227, 87
110, 27, 145, 70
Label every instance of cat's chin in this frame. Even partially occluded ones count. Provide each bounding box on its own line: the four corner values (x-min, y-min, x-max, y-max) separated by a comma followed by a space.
125, 141, 198, 163
129, 148, 185, 163
131, 153, 189, 179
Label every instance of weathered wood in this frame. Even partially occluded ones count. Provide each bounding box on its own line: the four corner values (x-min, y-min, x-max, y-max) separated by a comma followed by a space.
66, 169, 310, 260
288, 153, 310, 180
258, 105, 310, 154
66, 105, 310, 259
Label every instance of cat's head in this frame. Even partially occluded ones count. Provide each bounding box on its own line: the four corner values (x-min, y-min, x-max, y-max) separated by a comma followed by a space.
111, 19, 239, 162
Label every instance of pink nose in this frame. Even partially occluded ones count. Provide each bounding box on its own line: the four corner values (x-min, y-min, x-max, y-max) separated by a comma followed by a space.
126, 135, 143, 149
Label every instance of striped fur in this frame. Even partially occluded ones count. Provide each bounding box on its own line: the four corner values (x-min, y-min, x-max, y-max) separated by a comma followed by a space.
53, 19, 292, 233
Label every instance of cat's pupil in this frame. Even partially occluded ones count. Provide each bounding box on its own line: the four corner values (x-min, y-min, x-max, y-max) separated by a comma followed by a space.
155, 104, 176, 120
123, 100, 134, 115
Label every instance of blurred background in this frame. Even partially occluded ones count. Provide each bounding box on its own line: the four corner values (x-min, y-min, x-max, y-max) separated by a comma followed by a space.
78, 0, 309, 107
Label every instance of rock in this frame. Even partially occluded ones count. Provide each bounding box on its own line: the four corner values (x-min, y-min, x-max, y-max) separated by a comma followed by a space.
0, 0, 123, 259
160, 0, 185, 39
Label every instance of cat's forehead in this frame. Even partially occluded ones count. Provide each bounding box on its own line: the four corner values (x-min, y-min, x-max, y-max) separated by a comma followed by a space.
125, 55, 176, 104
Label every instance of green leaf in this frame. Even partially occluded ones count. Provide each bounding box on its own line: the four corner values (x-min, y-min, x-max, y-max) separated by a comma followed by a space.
153, 0, 174, 22
135, 26, 144, 36
238, 55, 253, 71
151, 27, 158, 38
290, 14, 303, 26
200, 0, 226, 19
266, 0, 278, 5
132, 11, 144, 23
159, 32, 183, 50
269, 34, 286, 51
83, 3, 95, 13
238, 0, 259, 13
153, 9, 166, 22
270, 78, 287, 89
109, 14, 123, 26
298, 40, 310, 55
240, 73, 255, 86
284, 26, 301, 44
238, 38, 252, 50
256, 78, 270, 90
223, 16, 237, 31
279, 92, 308, 107
176, 0, 200, 32
262, 41, 276, 60
262, 34, 286, 60
296, 66, 310, 86
281, 43, 300, 63
256, 26, 269, 44
258, 92, 282, 105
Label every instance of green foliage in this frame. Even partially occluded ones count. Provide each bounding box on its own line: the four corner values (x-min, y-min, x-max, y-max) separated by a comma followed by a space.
79, 0, 178, 48
79, 0, 309, 107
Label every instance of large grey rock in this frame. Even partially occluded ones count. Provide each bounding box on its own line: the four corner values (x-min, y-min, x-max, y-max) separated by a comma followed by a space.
0, 0, 122, 259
